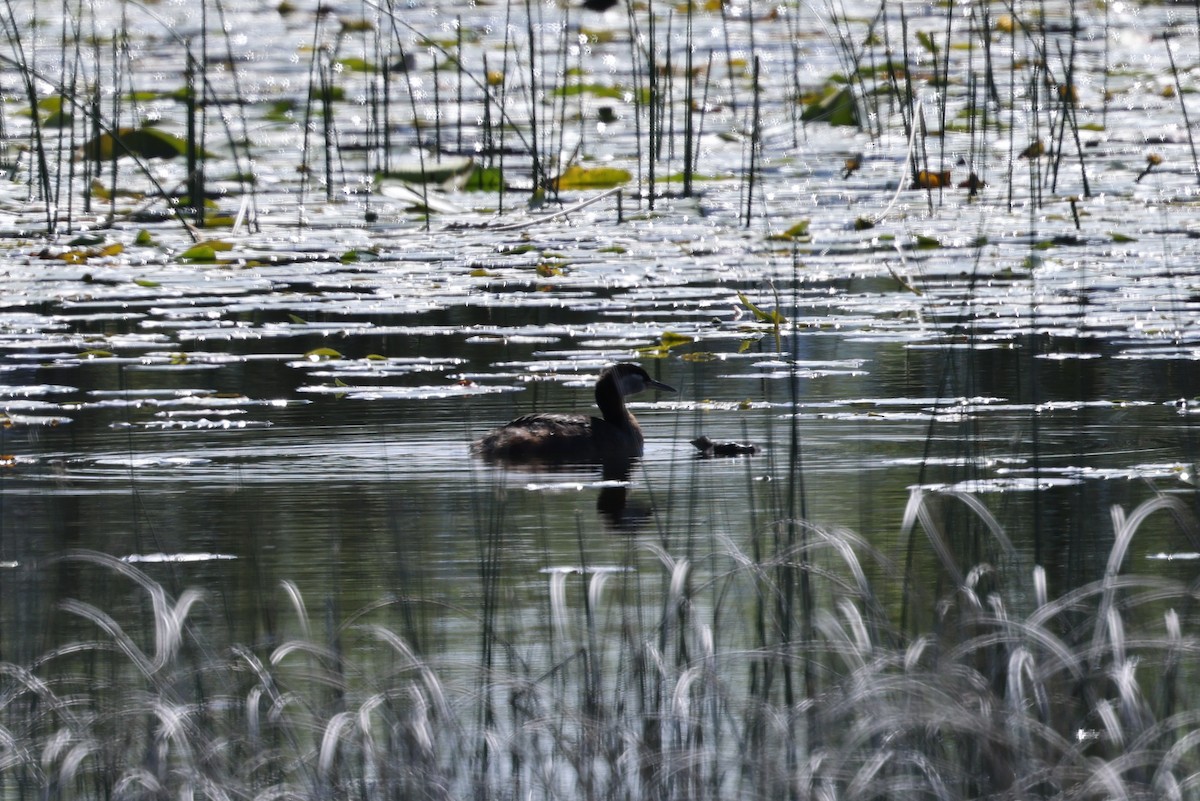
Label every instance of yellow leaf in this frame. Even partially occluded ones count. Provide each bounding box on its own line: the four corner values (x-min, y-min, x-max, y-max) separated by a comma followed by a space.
305, 347, 343, 360
737, 292, 786, 325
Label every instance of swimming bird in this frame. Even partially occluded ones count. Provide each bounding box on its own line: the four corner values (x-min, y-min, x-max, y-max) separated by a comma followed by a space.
472, 363, 675, 463
690, 436, 758, 457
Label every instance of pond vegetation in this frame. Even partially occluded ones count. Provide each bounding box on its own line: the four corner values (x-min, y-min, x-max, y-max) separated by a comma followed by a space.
2, 0, 1200, 797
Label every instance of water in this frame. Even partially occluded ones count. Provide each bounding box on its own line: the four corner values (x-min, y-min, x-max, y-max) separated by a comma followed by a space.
3, 0, 1200, 796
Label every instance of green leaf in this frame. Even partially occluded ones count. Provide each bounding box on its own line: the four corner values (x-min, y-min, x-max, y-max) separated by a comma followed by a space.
768, 220, 811, 241
305, 347, 343, 360
180, 245, 216, 263
737, 292, 787, 325
552, 164, 632, 190
68, 234, 105, 247
553, 82, 624, 99
377, 155, 475, 184
660, 331, 695, 347
288, 314, 308, 325
80, 126, 213, 162
463, 166, 503, 192
336, 56, 375, 72
133, 278, 160, 288
800, 87, 860, 128
180, 240, 233, 262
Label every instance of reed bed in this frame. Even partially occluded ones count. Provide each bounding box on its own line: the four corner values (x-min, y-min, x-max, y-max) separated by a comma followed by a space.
0, 0, 1187, 235
2, 490, 1199, 800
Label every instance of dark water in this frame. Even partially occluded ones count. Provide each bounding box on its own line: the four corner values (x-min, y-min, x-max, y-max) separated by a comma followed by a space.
4, 312, 1196, 652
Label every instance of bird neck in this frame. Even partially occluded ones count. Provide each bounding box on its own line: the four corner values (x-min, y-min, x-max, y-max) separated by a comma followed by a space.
595, 372, 632, 427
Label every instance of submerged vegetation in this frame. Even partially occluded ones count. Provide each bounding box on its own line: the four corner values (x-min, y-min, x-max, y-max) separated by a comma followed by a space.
2, 0, 1200, 798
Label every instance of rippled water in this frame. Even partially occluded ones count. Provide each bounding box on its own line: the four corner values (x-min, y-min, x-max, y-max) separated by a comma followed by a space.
2, 1, 1200, 791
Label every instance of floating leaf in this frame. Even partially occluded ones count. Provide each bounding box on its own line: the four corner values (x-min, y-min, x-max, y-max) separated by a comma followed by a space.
69, 234, 105, 247
552, 164, 632, 190
135, 229, 154, 246
553, 83, 624, 99
682, 352, 719, 363
463, 166, 503, 192
305, 347, 343, 361
78, 349, 115, 358
336, 57, 375, 72
133, 278, 160, 288
378, 155, 475, 184
79, 126, 207, 162
366, 354, 387, 361
661, 331, 695, 348
768, 220, 810, 241
264, 99, 297, 123
180, 245, 217, 262
637, 331, 694, 358
913, 170, 951, 189
100, 243, 124, 257
800, 86, 860, 128
914, 234, 941, 249
1019, 140, 1045, 160
180, 240, 233, 262
288, 314, 308, 325
1110, 232, 1137, 243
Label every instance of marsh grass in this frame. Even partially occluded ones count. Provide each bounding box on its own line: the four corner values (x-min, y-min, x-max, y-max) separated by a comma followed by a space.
5, 488, 1200, 800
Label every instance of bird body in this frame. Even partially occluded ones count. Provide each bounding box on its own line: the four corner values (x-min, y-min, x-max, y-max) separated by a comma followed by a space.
472, 363, 675, 464
691, 436, 758, 457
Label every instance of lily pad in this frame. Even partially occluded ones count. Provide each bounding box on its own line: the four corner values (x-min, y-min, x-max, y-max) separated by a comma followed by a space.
79, 126, 210, 162
800, 86, 860, 128
552, 165, 632, 191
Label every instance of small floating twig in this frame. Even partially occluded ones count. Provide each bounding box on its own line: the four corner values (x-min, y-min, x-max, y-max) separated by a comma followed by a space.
467, 185, 624, 232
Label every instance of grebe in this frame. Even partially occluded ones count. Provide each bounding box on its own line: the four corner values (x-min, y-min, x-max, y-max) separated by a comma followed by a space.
472, 363, 675, 463
691, 436, 758, 457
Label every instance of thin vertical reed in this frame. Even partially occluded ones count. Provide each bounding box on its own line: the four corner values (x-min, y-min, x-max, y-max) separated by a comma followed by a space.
185, 49, 205, 227
744, 56, 760, 228
646, 0, 658, 207
1164, 33, 1200, 186
682, 0, 694, 196
522, 0, 543, 194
